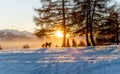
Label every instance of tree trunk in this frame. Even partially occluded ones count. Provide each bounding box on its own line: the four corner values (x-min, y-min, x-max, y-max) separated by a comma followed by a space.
86, 0, 91, 46
62, 0, 67, 47
89, 25, 96, 46
116, 13, 119, 45
88, 0, 96, 46
67, 38, 70, 47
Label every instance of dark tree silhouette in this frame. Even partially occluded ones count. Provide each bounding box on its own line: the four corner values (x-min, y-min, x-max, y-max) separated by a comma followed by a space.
73, 0, 111, 46
34, 0, 119, 47
66, 38, 70, 47
0, 45, 2, 50
72, 39, 77, 47
98, 5, 120, 45
34, 0, 75, 47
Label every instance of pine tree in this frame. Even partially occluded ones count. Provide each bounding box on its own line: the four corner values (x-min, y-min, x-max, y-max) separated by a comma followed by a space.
73, 0, 111, 46
99, 4, 120, 44
34, 0, 75, 47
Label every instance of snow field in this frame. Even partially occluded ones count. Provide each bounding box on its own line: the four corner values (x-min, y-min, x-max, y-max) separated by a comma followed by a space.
0, 45, 120, 74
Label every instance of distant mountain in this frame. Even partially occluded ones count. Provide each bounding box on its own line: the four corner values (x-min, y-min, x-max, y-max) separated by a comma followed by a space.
0, 29, 37, 40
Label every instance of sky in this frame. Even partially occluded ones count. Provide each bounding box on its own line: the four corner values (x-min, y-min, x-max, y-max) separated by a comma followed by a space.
0, 0, 40, 33
0, 0, 119, 33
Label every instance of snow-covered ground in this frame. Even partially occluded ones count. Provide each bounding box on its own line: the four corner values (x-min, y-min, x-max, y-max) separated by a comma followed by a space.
0, 45, 120, 74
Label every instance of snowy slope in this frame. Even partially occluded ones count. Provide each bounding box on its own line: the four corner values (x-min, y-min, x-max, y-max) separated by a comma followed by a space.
0, 29, 36, 40
0, 45, 120, 74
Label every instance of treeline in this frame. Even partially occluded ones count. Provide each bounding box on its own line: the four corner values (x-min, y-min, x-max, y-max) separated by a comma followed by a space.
34, 0, 120, 46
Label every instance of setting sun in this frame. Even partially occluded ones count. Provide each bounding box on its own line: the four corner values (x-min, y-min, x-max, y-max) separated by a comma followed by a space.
55, 31, 63, 37
55, 30, 70, 38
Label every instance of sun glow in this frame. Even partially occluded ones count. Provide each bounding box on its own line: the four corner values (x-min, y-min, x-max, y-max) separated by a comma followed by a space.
55, 30, 70, 38
55, 31, 63, 37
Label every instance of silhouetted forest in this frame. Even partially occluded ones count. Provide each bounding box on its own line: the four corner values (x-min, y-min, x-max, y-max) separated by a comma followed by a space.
34, 0, 120, 47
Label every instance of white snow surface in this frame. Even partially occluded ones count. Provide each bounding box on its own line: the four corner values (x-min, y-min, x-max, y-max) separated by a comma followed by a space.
0, 45, 120, 74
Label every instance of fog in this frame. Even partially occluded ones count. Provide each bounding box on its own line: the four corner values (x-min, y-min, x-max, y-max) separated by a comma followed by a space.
0, 36, 86, 49
0, 37, 63, 49
0, 40, 42, 49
